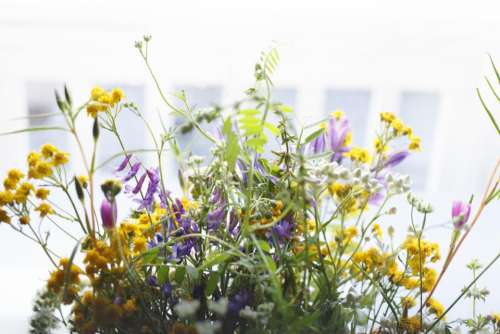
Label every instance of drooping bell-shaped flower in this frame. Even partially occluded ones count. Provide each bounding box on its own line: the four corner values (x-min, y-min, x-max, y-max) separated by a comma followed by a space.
452, 200, 471, 229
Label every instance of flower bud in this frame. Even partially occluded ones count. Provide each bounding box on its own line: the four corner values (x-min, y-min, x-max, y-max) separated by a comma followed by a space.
92, 117, 100, 141
74, 176, 85, 201
100, 198, 117, 230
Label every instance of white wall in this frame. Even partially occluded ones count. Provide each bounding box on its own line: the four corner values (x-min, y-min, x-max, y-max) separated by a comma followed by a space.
0, 0, 499, 332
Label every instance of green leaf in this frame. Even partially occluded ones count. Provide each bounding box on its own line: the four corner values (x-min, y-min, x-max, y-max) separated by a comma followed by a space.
246, 136, 268, 153
265, 255, 277, 273
175, 266, 186, 284
257, 239, 271, 253
222, 118, 240, 171
304, 128, 325, 145
275, 104, 293, 113
206, 271, 219, 296
239, 109, 260, 117
200, 252, 231, 270
264, 122, 280, 136
157, 265, 169, 285
142, 247, 160, 263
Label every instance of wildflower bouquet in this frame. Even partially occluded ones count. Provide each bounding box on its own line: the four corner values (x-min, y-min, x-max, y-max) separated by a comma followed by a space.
2, 38, 500, 334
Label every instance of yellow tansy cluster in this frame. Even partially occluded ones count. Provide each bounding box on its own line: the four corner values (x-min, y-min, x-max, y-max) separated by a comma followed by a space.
28, 144, 69, 179
426, 297, 445, 318
86, 86, 125, 117
329, 182, 371, 216
344, 147, 372, 164
379, 112, 421, 151
47, 257, 82, 305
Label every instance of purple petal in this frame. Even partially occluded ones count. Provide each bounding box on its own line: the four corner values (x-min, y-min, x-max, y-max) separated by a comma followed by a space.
384, 151, 409, 169
123, 162, 141, 182
115, 154, 132, 172
131, 172, 147, 194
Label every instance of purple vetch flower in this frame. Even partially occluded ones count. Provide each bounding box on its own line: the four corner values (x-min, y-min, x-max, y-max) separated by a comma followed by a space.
208, 206, 225, 231
148, 275, 158, 287
368, 191, 385, 206
452, 201, 471, 229
228, 289, 252, 315
383, 151, 409, 169
309, 132, 326, 154
100, 198, 117, 230
327, 116, 351, 162
253, 158, 278, 184
115, 154, 132, 172
131, 172, 147, 194
135, 168, 161, 211
269, 216, 294, 244
122, 162, 141, 182
162, 282, 173, 297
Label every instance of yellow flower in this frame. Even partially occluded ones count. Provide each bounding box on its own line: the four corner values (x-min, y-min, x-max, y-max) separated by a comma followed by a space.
372, 223, 383, 238
409, 136, 421, 151
380, 112, 396, 123
391, 118, 406, 136
77, 175, 88, 189
19, 215, 30, 225
14, 182, 33, 203
27, 152, 41, 167
90, 86, 106, 101
401, 296, 416, 309
33, 161, 53, 179
86, 103, 99, 118
345, 147, 372, 164
36, 202, 54, 217
35, 188, 50, 200
331, 108, 344, 120
52, 151, 70, 166
98, 92, 112, 105
41, 144, 58, 158
0, 208, 11, 224
7, 169, 25, 182
344, 226, 358, 239
111, 88, 125, 104
133, 236, 147, 253
122, 299, 137, 314
373, 137, 387, 153
0, 190, 14, 206
426, 298, 445, 317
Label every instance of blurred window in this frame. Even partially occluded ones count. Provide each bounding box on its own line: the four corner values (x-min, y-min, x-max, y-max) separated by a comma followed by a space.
97, 84, 147, 172
26, 82, 70, 152
324, 89, 371, 146
397, 91, 440, 191
174, 85, 222, 157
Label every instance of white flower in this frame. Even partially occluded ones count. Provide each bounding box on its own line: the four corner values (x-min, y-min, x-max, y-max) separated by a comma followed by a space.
208, 297, 228, 316
239, 306, 258, 320
195, 320, 221, 334
174, 299, 200, 318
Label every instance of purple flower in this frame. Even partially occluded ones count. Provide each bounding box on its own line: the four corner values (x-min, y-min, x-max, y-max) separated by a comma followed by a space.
327, 116, 351, 162
452, 201, 471, 229
162, 282, 173, 297
208, 206, 225, 231
115, 154, 132, 172
131, 172, 147, 194
309, 133, 326, 154
100, 198, 117, 230
135, 168, 160, 211
383, 151, 409, 169
148, 275, 158, 286
228, 289, 252, 315
123, 162, 141, 182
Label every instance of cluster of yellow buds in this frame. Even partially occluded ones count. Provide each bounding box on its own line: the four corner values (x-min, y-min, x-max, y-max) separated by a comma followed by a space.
379, 112, 421, 151
47, 257, 82, 304
86, 86, 125, 117
0, 144, 68, 224
344, 147, 372, 164
28, 143, 69, 179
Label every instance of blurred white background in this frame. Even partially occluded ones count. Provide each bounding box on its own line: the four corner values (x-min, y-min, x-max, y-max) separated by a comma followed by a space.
0, 0, 499, 332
